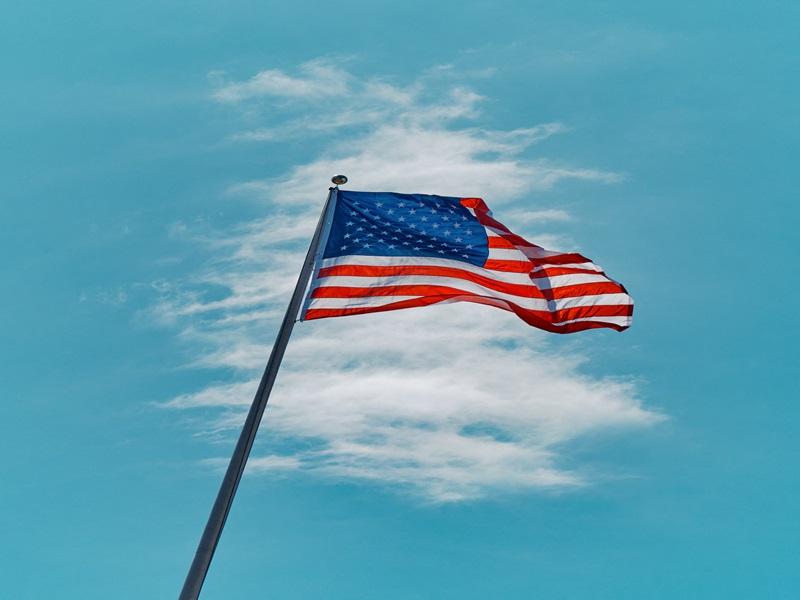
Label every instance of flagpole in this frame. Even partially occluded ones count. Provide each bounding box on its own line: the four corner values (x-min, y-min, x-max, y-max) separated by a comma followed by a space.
178, 179, 343, 600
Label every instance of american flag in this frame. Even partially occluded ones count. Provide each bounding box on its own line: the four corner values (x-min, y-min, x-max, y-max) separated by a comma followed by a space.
300, 191, 633, 333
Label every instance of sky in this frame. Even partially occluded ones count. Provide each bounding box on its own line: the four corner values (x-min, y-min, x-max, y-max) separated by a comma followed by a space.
2, 1, 798, 598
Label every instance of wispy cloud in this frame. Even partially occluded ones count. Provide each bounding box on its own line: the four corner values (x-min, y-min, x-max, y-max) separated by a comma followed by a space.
153, 60, 658, 502
212, 59, 352, 102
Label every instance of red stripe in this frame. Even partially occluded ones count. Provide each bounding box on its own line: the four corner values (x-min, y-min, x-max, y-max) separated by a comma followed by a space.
493, 231, 535, 248
315, 274, 627, 301
474, 211, 513, 235
306, 292, 632, 333
546, 282, 627, 299
483, 259, 533, 272
313, 281, 628, 302
318, 264, 542, 297
475, 213, 541, 249
527, 253, 593, 266
474, 208, 595, 265
305, 295, 448, 320
313, 284, 541, 300
553, 304, 633, 320
487, 236, 517, 249
460, 197, 490, 211
531, 267, 606, 278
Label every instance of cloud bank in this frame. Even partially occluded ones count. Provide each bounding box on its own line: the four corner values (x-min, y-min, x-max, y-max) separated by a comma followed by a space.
155, 60, 659, 502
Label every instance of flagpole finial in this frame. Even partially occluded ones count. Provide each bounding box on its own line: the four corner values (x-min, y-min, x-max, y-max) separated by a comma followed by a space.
331, 174, 348, 186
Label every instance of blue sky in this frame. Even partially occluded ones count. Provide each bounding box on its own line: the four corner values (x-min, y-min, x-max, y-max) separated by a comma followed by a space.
2, 1, 798, 598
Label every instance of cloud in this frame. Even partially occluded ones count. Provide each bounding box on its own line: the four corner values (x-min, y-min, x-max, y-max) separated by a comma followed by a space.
215, 65, 617, 205
153, 60, 659, 502
228, 122, 617, 207
167, 304, 660, 501
503, 208, 572, 223
212, 59, 351, 102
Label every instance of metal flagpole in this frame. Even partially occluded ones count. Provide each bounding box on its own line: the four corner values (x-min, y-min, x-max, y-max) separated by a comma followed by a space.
178, 177, 345, 600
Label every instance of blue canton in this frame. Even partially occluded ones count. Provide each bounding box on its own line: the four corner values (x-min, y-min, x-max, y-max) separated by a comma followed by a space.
323, 191, 489, 267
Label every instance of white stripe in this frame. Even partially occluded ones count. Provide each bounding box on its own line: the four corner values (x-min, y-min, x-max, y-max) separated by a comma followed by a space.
550, 315, 632, 327
314, 275, 631, 311
319, 255, 534, 284
530, 273, 615, 290
309, 295, 631, 325
449, 297, 632, 326
531, 262, 604, 273
317, 275, 547, 308
484, 227, 570, 258
486, 248, 530, 261
307, 295, 421, 310
552, 293, 632, 309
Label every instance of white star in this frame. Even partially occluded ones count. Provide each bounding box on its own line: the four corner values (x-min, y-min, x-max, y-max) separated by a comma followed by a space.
432, 223, 440, 229
399, 202, 406, 208
466, 244, 473, 249
410, 223, 417, 229
443, 230, 451, 236
363, 243, 371, 248
462, 254, 469, 258
392, 236, 399, 240
437, 249, 445, 254
376, 202, 384, 207
402, 241, 410, 245
454, 223, 461, 228
344, 233, 351, 239
388, 244, 396, 249
349, 210, 357, 216
367, 232, 375, 237
353, 238, 361, 243
455, 237, 463, 242
340, 245, 348, 250
442, 216, 450, 221
398, 216, 405, 222
377, 238, 385, 243
413, 246, 421, 251
371, 225, 378, 229
409, 209, 417, 215
421, 216, 428, 222
461, 216, 468, 221
356, 227, 364, 232
346, 221, 354, 226
387, 209, 395, 214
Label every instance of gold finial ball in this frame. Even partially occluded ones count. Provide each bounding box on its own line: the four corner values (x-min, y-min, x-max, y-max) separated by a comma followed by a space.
331, 175, 348, 186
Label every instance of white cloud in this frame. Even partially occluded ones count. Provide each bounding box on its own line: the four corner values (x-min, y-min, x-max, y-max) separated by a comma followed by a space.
167, 305, 660, 501
230, 125, 618, 207
153, 60, 658, 502
213, 59, 351, 102
503, 208, 572, 223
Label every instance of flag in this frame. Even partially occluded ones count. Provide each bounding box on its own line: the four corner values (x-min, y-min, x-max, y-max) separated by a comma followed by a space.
300, 191, 633, 333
